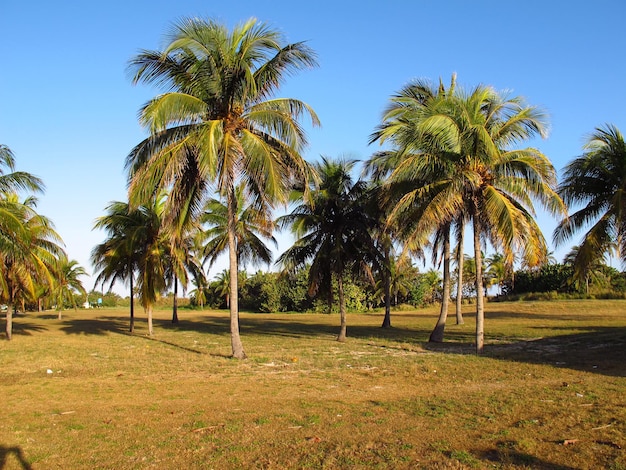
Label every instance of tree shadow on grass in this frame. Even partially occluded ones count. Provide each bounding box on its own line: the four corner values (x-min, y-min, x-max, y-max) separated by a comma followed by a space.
0, 445, 32, 469
160, 314, 426, 345
59, 316, 129, 335
423, 326, 626, 377
488, 327, 626, 377
477, 445, 579, 470
6, 321, 47, 337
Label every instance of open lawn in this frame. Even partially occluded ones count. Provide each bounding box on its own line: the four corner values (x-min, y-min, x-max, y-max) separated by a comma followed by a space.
1, 300, 625, 469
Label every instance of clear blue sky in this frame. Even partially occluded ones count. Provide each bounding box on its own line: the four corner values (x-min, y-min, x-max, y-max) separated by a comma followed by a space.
1, 0, 625, 293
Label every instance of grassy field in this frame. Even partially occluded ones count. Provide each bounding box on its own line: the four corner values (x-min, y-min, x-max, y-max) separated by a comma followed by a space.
1, 300, 625, 469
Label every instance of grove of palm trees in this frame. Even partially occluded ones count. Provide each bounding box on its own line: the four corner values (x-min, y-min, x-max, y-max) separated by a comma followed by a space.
2, 17, 626, 352
2, 13, 626, 470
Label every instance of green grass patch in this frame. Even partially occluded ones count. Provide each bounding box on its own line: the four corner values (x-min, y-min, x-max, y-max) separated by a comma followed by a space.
1, 300, 625, 468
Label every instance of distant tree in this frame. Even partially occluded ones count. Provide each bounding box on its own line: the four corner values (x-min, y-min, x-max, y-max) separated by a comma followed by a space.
279, 157, 381, 341
92, 197, 168, 336
92, 201, 146, 332
200, 184, 277, 272
54, 255, 88, 318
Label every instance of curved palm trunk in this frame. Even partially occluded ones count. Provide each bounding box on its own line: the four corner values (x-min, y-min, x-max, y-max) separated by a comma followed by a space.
129, 271, 135, 333
227, 185, 246, 359
429, 225, 451, 342
171, 275, 179, 324
455, 223, 465, 325
337, 275, 347, 342
381, 245, 392, 328
473, 213, 485, 354
147, 304, 154, 336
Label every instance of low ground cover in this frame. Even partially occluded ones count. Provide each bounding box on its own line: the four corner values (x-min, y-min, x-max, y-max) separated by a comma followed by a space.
1, 300, 625, 469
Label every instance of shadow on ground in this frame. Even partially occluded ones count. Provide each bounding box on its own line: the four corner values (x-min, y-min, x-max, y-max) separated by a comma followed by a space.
8, 320, 47, 337
0, 445, 32, 470
15, 308, 626, 377
424, 326, 626, 378
477, 445, 579, 470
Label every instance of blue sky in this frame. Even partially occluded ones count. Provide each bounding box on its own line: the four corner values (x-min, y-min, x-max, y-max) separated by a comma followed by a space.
1, 0, 625, 293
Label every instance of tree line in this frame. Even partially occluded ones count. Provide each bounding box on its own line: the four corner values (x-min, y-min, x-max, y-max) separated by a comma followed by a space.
3, 18, 625, 357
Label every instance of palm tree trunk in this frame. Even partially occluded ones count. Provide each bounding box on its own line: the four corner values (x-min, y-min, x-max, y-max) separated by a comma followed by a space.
147, 304, 153, 336
429, 224, 451, 342
381, 246, 392, 328
172, 275, 179, 324
337, 276, 347, 342
129, 272, 135, 333
5, 307, 13, 340
473, 213, 485, 354
227, 184, 246, 359
455, 222, 465, 325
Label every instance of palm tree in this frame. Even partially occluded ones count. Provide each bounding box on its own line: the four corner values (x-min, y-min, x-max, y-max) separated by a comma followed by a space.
278, 157, 381, 341
367, 76, 461, 342
92, 201, 144, 332
485, 253, 510, 296
0, 198, 64, 339
554, 124, 626, 282
0, 145, 45, 195
126, 17, 319, 359
200, 184, 277, 271
92, 198, 168, 335
369, 79, 564, 352
54, 255, 88, 318
1, 148, 62, 339
452, 217, 466, 325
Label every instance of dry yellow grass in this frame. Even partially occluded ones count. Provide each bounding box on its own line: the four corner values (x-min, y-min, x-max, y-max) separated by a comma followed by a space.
1, 300, 625, 469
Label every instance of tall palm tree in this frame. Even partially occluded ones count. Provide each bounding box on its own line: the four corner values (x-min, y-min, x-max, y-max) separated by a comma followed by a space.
199, 183, 277, 271
1, 197, 64, 339
1, 148, 62, 339
126, 17, 319, 359
367, 76, 461, 342
92, 201, 144, 332
369, 80, 564, 353
278, 157, 381, 341
554, 124, 626, 281
92, 198, 168, 335
54, 255, 88, 318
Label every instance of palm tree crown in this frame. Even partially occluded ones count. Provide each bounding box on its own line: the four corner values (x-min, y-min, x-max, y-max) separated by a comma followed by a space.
126, 17, 319, 358
554, 124, 626, 280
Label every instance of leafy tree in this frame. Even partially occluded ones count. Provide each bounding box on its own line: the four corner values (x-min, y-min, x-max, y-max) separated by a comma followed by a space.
369, 79, 564, 352
1, 198, 63, 339
92, 201, 145, 332
278, 157, 381, 341
1, 148, 63, 339
554, 124, 626, 284
485, 253, 509, 296
54, 255, 88, 317
92, 197, 168, 335
240, 271, 281, 313
200, 184, 276, 272
126, 17, 319, 359
366, 76, 458, 339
